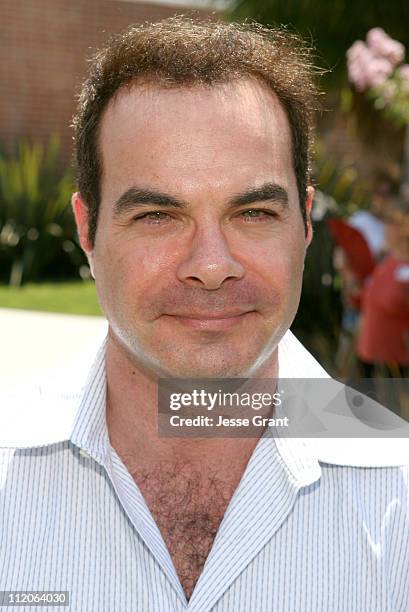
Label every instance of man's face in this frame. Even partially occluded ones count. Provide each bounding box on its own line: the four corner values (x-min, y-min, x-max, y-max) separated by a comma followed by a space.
74, 79, 313, 377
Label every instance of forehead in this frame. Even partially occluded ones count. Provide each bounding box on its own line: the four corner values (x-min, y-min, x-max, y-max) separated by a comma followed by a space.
98, 78, 295, 200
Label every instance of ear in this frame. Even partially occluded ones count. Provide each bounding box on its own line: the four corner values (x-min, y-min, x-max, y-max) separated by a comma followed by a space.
71, 192, 96, 278
305, 186, 314, 247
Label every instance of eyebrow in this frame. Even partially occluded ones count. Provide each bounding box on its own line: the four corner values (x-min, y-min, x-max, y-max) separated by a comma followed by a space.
113, 187, 186, 217
113, 181, 289, 217
228, 182, 289, 209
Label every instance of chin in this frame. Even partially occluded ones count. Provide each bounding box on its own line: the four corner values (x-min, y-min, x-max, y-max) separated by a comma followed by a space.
111, 318, 281, 379
133, 343, 256, 378
159, 363, 251, 379
154, 348, 269, 379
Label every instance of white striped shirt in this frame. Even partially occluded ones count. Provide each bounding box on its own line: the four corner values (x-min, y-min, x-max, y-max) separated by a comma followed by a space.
1, 330, 409, 611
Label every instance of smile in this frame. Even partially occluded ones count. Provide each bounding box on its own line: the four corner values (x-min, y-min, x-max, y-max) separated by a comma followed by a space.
165, 311, 254, 331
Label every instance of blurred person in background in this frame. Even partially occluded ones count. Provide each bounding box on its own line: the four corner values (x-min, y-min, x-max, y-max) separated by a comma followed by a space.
356, 194, 409, 378
331, 178, 390, 375
348, 175, 389, 261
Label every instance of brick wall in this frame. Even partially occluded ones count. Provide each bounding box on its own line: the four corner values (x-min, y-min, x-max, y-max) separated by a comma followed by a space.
0, 0, 216, 164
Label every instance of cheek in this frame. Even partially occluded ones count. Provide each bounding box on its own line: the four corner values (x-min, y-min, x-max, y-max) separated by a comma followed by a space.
248, 233, 306, 294
95, 237, 180, 308
268, 253, 304, 306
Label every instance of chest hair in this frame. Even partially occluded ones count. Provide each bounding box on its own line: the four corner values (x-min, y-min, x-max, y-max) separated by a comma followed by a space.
130, 460, 237, 600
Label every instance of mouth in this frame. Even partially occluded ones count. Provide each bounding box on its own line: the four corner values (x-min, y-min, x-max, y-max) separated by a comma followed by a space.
163, 310, 255, 331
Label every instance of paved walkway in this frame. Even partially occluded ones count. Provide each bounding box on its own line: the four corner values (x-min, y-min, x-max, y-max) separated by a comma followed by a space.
0, 308, 107, 389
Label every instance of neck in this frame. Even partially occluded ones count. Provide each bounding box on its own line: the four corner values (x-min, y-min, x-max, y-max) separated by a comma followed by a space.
105, 328, 279, 477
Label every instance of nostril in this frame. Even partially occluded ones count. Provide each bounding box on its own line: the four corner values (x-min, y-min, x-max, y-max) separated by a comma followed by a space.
185, 275, 225, 290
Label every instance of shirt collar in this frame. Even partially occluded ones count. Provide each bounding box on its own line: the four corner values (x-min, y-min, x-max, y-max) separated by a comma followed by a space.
66, 331, 324, 488
2, 329, 408, 469
69, 336, 109, 465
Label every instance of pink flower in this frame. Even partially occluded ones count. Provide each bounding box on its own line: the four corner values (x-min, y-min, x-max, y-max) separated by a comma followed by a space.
347, 40, 367, 62
347, 40, 393, 90
366, 57, 394, 88
366, 27, 405, 67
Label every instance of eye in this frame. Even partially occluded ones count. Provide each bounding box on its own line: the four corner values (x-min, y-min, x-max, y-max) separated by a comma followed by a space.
240, 209, 277, 222
133, 211, 173, 225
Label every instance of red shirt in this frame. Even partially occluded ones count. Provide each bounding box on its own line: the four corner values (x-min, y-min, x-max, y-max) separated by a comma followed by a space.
357, 255, 409, 365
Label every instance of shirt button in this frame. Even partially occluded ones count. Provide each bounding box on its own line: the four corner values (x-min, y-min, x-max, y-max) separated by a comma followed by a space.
79, 449, 91, 459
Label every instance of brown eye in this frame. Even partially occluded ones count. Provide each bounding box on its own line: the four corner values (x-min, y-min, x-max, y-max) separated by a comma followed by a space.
134, 211, 172, 224
240, 209, 276, 221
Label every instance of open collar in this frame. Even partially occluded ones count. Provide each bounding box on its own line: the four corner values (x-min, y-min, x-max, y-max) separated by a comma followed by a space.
1, 329, 408, 468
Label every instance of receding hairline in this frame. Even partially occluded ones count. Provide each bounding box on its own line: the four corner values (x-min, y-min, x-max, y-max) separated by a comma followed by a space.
97, 75, 295, 185
104, 71, 287, 100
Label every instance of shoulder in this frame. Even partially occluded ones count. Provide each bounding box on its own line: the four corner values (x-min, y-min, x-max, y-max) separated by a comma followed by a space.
0, 371, 83, 448
278, 330, 329, 378
0, 336, 106, 449
312, 438, 409, 469
278, 331, 409, 469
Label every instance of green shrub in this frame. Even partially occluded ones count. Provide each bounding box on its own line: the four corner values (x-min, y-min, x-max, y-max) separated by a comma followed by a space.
0, 136, 87, 285
292, 142, 371, 372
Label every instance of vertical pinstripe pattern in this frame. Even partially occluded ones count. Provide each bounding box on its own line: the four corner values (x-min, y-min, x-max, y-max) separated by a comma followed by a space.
1, 334, 409, 611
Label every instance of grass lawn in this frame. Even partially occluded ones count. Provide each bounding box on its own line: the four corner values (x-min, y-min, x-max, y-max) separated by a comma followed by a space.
0, 281, 102, 316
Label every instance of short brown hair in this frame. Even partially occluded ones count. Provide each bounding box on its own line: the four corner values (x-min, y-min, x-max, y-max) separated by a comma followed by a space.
72, 16, 320, 246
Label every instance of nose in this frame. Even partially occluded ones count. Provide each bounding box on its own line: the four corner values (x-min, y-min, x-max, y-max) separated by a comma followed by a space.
176, 223, 245, 290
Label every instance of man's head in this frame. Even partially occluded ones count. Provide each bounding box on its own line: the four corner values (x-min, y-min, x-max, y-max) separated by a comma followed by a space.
73, 17, 319, 245
71, 17, 319, 378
